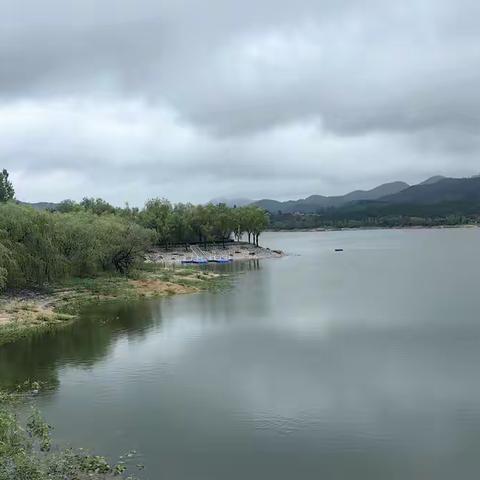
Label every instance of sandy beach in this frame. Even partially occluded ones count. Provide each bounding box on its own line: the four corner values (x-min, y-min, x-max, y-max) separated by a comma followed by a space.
145, 241, 284, 266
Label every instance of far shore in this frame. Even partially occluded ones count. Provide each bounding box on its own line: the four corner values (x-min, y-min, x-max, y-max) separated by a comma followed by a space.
268, 224, 480, 233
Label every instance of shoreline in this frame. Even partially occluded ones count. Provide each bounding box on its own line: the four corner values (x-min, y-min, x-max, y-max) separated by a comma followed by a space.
268, 224, 480, 233
145, 241, 284, 266
0, 266, 226, 346
0, 243, 283, 346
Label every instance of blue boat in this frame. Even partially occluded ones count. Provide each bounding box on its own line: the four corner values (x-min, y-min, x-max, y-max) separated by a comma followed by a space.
192, 258, 208, 264
216, 258, 233, 264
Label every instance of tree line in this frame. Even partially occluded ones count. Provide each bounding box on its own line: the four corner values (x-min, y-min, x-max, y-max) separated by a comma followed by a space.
57, 198, 269, 248
269, 202, 480, 230
0, 170, 269, 291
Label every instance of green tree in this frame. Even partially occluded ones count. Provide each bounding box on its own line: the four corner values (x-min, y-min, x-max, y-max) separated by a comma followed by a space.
80, 197, 116, 215
171, 203, 195, 248
250, 207, 269, 246
0, 169, 15, 203
94, 216, 152, 274
213, 203, 234, 248
240, 206, 268, 244
57, 199, 81, 213
0, 203, 152, 290
141, 198, 174, 249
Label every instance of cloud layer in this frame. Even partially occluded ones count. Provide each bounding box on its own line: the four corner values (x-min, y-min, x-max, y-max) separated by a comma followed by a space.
2, 0, 480, 204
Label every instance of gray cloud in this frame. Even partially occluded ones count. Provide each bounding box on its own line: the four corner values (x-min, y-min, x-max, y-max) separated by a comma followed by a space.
2, 0, 480, 204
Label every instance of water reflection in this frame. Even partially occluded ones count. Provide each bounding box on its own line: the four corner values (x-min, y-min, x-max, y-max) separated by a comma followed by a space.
0, 259, 268, 391
2, 230, 480, 479
0, 300, 161, 389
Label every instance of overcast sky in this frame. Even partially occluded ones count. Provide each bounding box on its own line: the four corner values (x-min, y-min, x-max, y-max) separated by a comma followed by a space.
2, 0, 480, 205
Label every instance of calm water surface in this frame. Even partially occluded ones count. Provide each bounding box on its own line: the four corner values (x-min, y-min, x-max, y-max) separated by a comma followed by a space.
2, 229, 480, 479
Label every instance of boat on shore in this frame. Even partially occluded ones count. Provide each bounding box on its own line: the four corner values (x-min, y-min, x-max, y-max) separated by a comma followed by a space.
192, 258, 208, 264
213, 258, 233, 264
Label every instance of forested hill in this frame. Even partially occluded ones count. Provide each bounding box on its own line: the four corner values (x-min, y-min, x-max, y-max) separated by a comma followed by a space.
267, 176, 480, 230
377, 176, 480, 205
253, 181, 409, 213
252, 175, 480, 214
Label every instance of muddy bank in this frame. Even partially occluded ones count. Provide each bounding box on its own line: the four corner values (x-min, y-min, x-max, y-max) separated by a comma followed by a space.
0, 267, 225, 346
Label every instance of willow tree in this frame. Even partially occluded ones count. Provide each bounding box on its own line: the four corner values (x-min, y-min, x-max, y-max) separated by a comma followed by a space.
249, 207, 269, 246
0, 204, 67, 288
0, 203, 153, 290
237, 206, 269, 245
141, 198, 174, 249
170, 203, 195, 248
213, 203, 234, 248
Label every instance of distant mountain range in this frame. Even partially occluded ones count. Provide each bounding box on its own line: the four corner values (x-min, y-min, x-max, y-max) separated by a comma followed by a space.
264, 175, 480, 229
252, 181, 410, 213
419, 175, 446, 185
249, 175, 480, 214
378, 176, 480, 205
17, 174, 480, 215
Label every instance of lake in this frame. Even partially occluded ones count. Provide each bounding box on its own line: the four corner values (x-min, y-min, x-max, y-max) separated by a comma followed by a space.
2, 228, 480, 479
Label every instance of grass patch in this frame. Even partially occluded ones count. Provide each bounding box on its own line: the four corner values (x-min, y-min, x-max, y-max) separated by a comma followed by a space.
0, 264, 230, 346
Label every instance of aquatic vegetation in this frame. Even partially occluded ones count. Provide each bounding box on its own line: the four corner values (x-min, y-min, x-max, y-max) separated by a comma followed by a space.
0, 384, 141, 479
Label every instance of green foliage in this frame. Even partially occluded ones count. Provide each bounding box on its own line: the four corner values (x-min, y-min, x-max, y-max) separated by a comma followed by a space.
26, 409, 52, 452
138, 201, 269, 248
234, 205, 269, 246
0, 170, 269, 291
140, 198, 174, 247
80, 197, 117, 215
0, 200, 249, 292
56, 199, 81, 213
0, 388, 140, 479
269, 201, 480, 230
0, 169, 14, 203
0, 204, 152, 291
